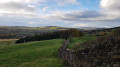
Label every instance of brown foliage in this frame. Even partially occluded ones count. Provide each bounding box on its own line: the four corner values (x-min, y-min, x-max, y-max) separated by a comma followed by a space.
61, 28, 84, 40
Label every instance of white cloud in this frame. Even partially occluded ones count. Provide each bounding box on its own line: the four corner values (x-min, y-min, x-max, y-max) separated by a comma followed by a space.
47, 0, 120, 22
0, 0, 46, 4
42, 7, 49, 12
0, 2, 38, 14
73, 24, 89, 27
100, 0, 120, 11
99, 0, 120, 20
101, 26, 110, 28
54, 0, 79, 5
0, 0, 47, 14
28, 22, 36, 24
0, 0, 20, 3
0, 0, 120, 28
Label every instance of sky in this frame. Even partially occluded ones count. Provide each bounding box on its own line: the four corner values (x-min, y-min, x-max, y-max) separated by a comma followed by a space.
0, 0, 120, 28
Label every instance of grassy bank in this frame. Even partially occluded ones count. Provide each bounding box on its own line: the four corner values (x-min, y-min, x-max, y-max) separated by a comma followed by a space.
68, 35, 96, 49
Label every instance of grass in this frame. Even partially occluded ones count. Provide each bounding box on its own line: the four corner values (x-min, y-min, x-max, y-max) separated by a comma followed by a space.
0, 41, 16, 46
0, 35, 97, 67
0, 39, 18, 46
49, 27, 57, 30
0, 39, 68, 67
0, 39, 18, 42
68, 35, 96, 49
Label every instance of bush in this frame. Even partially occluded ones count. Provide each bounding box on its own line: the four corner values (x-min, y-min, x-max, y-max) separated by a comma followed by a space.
112, 29, 120, 36
73, 28, 120, 50
60, 28, 84, 40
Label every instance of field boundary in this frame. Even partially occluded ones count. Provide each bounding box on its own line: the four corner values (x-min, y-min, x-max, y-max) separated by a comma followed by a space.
58, 40, 120, 67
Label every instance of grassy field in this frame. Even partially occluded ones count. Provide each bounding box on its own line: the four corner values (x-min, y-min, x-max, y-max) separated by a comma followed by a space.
68, 35, 96, 49
0, 39, 18, 46
0, 39, 18, 42
0, 39, 68, 67
0, 35, 96, 67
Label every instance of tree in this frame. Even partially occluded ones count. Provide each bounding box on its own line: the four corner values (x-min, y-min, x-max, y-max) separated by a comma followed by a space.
60, 28, 84, 40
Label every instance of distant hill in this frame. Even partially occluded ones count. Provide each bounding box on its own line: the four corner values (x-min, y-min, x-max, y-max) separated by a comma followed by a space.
0, 26, 68, 39
0, 26, 67, 31
0, 26, 119, 39
78, 27, 109, 31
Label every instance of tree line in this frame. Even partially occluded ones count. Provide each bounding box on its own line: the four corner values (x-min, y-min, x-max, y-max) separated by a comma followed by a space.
16, 28, 84, 43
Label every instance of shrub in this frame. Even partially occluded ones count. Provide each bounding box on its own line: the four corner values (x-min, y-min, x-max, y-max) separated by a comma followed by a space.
60, 28, 84, 40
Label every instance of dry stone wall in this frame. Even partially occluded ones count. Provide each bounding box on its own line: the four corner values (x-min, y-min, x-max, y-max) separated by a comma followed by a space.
58, 40, 120, 67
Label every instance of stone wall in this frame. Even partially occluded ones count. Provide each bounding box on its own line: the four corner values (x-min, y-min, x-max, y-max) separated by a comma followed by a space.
58, 40, 120, 67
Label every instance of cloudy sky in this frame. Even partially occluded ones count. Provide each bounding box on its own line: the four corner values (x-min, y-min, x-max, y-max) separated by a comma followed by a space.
0, 0, 120, 28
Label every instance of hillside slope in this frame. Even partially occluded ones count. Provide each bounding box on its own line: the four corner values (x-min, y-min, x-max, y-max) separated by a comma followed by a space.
0, 39, 67, 67
0, 26, 67, 39
58, 29, 120, 67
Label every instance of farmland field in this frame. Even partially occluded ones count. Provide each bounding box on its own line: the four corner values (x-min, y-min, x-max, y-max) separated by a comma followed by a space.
0, 39, 18, 42
0, 39, 68, 67
0, 39, 18, 46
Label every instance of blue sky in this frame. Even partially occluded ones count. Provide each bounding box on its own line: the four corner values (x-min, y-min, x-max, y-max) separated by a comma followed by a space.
0, 0, 120, 28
